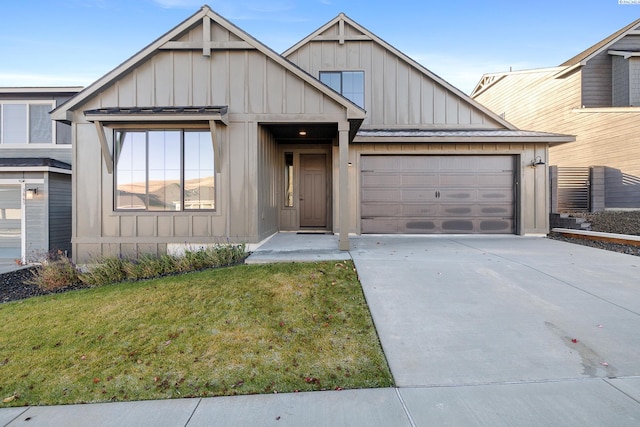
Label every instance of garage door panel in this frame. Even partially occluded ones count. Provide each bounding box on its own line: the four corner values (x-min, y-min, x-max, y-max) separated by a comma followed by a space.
439, 189, 474, 200
362, 218, 399, 234
480, 205, 514, 216
360, 155, 515, 234
361, 203, 403, 217
479, 190, 512, 201
401, 174, 438, 186
403, 204, 437, 217
402, 189, 437, 202
399, 156, 440, 170
438, 173, 478, 186
478, 173, 513, 186
362, 173, 400, 187
480, 219, 514, 233
401, 220, 437, 232
362, 189, 400, 202
363, 203, 439, 217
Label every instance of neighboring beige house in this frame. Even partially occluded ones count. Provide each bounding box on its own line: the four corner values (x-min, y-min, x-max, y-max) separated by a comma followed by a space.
472, 18, 640, 211
51, 6, 572, 262
0, 87, 80, 262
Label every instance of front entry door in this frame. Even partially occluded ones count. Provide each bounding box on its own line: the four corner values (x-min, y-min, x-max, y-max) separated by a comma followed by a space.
299, 154, 327, 228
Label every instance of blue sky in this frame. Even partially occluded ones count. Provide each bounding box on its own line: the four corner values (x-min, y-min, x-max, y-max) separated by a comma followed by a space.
0, 0, 637, 94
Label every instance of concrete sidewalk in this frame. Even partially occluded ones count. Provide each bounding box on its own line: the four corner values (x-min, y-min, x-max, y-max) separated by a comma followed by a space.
2, 235, 640, 426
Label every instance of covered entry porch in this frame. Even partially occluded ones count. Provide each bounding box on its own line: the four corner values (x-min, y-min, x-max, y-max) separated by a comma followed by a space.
261, 121, 357, 250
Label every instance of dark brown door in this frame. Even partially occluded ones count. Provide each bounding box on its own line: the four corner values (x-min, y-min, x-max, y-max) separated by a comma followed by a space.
299, 154, 327, 228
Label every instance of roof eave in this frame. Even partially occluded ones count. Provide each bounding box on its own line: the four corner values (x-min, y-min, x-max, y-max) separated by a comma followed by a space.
353, 135, 575, 146
0, 86, 83, 95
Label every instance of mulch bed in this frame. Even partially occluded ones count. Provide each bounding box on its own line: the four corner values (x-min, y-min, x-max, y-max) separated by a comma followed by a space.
0, 267, 85, 304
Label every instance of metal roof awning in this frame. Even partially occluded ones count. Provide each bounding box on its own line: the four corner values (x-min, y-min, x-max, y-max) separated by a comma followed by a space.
354, 128, 575, 146
83, 106, 229, 125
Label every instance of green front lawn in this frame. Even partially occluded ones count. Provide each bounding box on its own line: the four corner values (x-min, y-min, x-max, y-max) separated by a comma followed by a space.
0, 261, 393, 407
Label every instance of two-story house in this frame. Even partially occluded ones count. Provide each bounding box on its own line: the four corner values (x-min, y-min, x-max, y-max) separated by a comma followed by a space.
472, 18, 640, 212
0, 87, 80, 262
50, 6, 572, 262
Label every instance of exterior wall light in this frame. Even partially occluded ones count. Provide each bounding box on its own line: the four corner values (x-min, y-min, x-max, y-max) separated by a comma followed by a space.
298, 130, 307, 136
530, 156, 546, 168
25, 188, 38, 199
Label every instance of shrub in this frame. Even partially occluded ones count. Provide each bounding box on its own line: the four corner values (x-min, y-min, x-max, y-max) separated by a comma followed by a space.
79, 256, 128, 287
26, 255, 81, 291
27, 244, 247, 290
122, 254, 178, 281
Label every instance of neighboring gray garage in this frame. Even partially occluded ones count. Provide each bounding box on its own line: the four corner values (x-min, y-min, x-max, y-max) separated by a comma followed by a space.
361, 155, 515, 234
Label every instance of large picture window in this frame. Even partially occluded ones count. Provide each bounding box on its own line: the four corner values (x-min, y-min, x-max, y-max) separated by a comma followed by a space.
319, 71, 364, 108
0, 102, 54, 144
115, 129, 215, 211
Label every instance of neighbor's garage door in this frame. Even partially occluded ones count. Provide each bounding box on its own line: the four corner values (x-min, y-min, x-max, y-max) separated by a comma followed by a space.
361, 155, 515, 234
0, 185, 22, 258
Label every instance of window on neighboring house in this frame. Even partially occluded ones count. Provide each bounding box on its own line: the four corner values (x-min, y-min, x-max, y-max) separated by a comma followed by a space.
319, 71, 365, 108
115, 129, 215, 211
0, 102, 54, 144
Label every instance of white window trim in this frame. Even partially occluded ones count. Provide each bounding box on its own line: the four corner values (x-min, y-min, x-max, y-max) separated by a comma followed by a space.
0, 100, 56, 145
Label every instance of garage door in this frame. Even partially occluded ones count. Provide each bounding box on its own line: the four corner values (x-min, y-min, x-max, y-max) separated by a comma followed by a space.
0, 185, 22, 258
361, 155, 515, 234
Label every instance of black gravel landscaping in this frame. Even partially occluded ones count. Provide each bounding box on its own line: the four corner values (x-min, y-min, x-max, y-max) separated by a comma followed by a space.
0, 267, 85, 304
548, 234, 640, 256
548, 210, 640, 256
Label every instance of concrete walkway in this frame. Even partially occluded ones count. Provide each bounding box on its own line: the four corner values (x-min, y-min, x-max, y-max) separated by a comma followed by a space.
2, 235, 640, 426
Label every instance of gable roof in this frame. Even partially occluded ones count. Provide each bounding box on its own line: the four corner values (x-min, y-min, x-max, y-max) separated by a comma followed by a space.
472, 18, 640, 98
283, 13, 516, 130
561, 18, 640, 66
52, 5, 365, 122
471, 66, 567, 98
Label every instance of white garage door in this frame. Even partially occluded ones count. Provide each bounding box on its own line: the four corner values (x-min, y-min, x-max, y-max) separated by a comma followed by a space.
0, 185, 22, 258
361, 155, 515, 234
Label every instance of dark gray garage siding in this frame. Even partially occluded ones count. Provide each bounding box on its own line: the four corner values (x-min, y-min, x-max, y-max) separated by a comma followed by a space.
361, 155, 515, 234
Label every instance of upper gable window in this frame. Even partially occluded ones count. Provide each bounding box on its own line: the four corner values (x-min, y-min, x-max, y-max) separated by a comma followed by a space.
319, 71, 364, 108
0, 102, 55, 144
115, 129, 215, 211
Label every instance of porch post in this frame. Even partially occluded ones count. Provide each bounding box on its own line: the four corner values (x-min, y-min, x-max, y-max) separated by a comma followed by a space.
338, 124, 350, 251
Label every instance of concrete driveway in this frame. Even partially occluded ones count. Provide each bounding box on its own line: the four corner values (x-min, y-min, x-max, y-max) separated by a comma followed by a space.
350, 235, 640, 424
